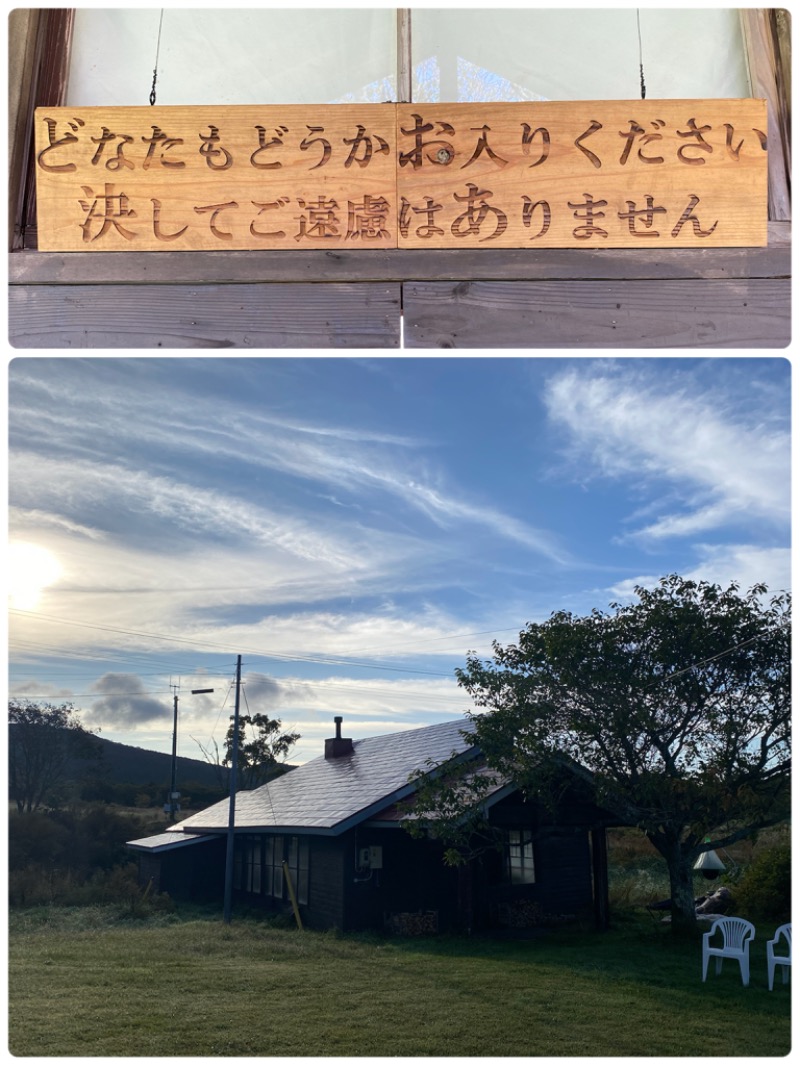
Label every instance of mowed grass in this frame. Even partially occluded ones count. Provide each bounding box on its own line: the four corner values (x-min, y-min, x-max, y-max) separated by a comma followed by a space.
8, 906, 790, 1057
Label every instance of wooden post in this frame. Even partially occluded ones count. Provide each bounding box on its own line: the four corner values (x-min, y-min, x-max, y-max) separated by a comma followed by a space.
282, 860, 304, 931
591, 828, 610, 931
457, 863, 474, 935
396, 9, 412, 103
14, 8, 75, 249
740, 9, 791, 221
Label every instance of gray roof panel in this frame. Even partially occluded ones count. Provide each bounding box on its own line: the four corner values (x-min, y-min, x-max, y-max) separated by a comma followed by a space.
169, 718, 474, 836
126, 831, 217, 852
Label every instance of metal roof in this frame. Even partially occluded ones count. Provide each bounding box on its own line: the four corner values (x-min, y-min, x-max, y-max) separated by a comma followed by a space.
167, 718, 476, 837
365, 765, 514, 826
126, 831, 218, 853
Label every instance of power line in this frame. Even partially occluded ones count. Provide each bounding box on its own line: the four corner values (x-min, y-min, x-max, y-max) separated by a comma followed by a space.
644, 623, 789, 690
9, 609, 455, 678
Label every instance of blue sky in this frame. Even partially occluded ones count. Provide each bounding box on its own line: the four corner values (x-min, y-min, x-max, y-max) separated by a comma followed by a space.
7, 356, 791, 766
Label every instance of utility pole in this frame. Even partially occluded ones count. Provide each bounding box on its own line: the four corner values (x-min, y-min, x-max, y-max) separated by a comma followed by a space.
167, 682, 180, 822
223, 654, 242, 924
167, 681, 214, 822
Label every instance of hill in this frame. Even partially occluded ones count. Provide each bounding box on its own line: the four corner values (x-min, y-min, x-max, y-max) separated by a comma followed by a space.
9, 724, 295, 810
82, 732, 224, 789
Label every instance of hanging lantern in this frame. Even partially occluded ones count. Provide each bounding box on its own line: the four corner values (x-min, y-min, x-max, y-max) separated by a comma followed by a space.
694, 846, 726, 880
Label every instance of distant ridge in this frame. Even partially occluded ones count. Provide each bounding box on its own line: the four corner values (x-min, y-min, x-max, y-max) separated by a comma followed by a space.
10, 725, 295, 795
82, 732, 225, 788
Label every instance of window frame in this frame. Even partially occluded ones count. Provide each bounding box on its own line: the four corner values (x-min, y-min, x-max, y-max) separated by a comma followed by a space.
503, 827, 536, 885
234, 833, 309, 905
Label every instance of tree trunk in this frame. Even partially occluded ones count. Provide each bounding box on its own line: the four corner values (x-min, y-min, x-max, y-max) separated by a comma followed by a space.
666, 848, 697, 933
648, 831, 698, 933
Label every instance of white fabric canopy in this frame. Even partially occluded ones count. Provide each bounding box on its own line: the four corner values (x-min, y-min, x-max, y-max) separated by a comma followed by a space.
66, 8, 751, 107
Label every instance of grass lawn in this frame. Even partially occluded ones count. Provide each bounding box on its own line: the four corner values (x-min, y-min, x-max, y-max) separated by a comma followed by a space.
8, 905, 790, 1057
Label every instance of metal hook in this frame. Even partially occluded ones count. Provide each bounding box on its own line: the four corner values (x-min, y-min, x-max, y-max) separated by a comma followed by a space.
149, 9, 164, 106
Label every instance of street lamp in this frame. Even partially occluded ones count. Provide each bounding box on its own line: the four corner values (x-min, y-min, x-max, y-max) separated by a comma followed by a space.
166, 685, 215, 821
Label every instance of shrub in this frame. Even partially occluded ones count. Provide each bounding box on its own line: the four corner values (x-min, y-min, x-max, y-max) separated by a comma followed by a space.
731, 843, 791, 924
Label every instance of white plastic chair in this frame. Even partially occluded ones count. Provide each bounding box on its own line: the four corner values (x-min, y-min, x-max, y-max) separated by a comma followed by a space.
702, 916, 756, 987
767, 923, 791, 990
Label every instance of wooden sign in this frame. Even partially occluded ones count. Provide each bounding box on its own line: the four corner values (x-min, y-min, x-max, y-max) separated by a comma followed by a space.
396, 100, 767, 249
35, 100, 767, 251
34, 104, 398, 252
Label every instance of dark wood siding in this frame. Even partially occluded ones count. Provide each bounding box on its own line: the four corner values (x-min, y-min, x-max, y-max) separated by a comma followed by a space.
480, 790, 607, 927
342, 828, 462, 933
306, 836, 347, 931
136, 837, 226, 901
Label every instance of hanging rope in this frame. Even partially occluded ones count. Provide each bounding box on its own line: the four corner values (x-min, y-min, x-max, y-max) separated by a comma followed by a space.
149, 9, 165, 105
636, 9, 646, 100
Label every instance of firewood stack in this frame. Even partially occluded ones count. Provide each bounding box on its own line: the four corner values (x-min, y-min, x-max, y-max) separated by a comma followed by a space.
384, 909, 439, 935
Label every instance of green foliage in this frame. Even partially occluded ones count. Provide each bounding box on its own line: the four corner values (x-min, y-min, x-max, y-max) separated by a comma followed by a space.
731, 844, 791, 924
8, 804, 165, 907
223, 713, 300, 789
9, 701, 99, 813
403, 752, 504, 864
456, 576, 790, 930
8, 859, 174, 916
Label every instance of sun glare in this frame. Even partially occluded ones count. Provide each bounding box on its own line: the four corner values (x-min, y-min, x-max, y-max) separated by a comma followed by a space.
8, 543, 63, 610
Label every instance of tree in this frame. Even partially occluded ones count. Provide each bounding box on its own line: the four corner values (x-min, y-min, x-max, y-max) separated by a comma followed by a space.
223, 713, 300, 789
9, 701, 98, 813
404, 754, 507, 867
453, 576, 790, 932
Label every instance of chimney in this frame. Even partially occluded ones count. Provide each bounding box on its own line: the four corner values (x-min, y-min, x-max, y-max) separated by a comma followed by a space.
325, 715, 354, 759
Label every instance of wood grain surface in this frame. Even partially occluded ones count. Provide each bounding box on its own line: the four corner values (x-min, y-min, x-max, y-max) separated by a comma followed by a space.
396, 100, 768, 249
10, 220, 789, 285
9, 282, 401, 348
34, 101, 768, 252
402, 278, 789, 348
34, 105, 398, 252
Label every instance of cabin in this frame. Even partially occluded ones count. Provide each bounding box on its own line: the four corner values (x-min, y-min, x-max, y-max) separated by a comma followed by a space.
127, 717, 619, 933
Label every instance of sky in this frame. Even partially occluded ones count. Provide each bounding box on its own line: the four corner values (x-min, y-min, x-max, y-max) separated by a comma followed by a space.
7, 356, 791, 768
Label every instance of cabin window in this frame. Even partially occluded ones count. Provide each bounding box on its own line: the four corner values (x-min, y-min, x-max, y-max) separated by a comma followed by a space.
286, 836, 310, 906
264, 835, 310, 905
504, 829, 536, 884
234, 835, 263, 894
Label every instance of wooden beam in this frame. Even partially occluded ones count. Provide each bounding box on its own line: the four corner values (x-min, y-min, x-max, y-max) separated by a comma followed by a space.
741, 9, 791, 221
402, 278, 790, 349
9, 281, 402, 349
396, 9, 412, 103
14, 8, 76, 249
8, 9, 42, 250
9, 222, 790, 285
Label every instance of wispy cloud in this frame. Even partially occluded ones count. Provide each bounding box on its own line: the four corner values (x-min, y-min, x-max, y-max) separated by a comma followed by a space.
608, 543, 791, 602
11, 362, 562, 561
544, 365, 789, 541
9, 450, 405, 572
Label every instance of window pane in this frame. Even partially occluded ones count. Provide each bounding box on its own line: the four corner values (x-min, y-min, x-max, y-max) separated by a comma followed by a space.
505, 829, 535, 884
66, 9, 398, 106
412, 9, 749, 102
251, 842, 262, 894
